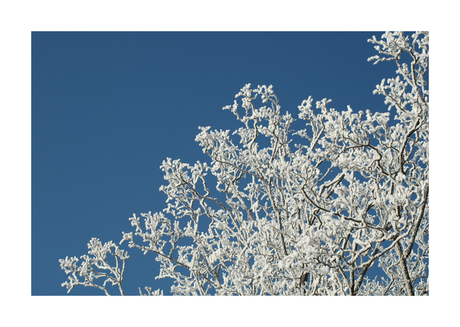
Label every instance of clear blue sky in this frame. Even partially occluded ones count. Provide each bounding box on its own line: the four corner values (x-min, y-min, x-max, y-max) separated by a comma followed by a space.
32, 32, 396, 295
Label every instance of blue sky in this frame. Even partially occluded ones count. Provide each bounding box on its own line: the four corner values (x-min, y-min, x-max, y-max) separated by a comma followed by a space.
33, 31, 413, 295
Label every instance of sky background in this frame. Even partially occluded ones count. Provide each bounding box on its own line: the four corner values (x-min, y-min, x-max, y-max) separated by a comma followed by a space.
32, 31, 417, 295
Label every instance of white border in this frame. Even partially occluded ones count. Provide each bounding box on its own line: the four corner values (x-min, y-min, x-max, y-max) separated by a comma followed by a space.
1, 1, 453, 326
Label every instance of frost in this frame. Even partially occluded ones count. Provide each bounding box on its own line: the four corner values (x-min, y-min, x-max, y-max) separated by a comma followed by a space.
60, 31, 428, 296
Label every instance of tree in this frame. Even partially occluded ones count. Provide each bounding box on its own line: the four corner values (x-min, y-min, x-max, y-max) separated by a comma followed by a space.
59, 31, 429, 296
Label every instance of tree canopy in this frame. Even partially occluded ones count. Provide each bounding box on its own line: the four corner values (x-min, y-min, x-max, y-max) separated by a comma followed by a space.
60, 31, 429, 296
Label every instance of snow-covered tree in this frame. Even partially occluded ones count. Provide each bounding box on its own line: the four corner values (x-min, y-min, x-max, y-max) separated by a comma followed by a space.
60, 31, 428, 296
